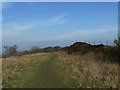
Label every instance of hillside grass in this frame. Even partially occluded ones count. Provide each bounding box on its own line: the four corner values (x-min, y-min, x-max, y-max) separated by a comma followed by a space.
2, 53, 47, 88
2, 52, 75, 88
2, 52, 118, 88
58, 52, 118, 88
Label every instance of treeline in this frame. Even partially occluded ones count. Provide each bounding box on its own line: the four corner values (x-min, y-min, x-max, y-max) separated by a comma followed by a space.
2, 38, 120, 63
2, 45, 61, 58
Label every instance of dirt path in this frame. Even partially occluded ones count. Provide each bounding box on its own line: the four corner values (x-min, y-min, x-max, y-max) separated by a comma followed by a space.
24, 54, 68, 88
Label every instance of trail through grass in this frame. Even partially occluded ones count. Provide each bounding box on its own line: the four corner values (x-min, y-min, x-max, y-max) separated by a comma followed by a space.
24, 54, 67, 88
2, 53, 69, 88
3, 52, 118, 88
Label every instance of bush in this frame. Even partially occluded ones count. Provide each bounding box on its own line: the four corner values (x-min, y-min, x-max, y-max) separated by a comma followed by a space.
30, 46, 41, 54
17, 50, 29, 56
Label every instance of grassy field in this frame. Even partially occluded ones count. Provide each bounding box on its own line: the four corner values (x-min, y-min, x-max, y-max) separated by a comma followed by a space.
58, 52, 118, 88
2, 52, 118, 88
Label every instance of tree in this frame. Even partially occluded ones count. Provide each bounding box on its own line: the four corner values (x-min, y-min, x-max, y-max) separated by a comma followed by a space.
114, 40, 119, 46
4, 45, 18, 56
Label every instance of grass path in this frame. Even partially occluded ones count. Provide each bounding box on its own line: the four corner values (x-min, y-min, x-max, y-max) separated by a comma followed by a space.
3, 52, 118, 88
2, 53, 70, 88
24, 53, 68, 88
3, 53, 76, 88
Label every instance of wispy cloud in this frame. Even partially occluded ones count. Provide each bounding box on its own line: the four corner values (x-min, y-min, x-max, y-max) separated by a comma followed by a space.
4, 23, 37, 31
3, 22, 37, 37
40, 13, 69, 26
53, 26, 118, 40
3, 13, 69, 37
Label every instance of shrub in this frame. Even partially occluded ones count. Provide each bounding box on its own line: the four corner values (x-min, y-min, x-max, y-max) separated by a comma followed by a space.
30, 46, 41, 54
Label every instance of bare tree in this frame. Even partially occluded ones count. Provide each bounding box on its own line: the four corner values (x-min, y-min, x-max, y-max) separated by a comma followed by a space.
4, 45, 18, 56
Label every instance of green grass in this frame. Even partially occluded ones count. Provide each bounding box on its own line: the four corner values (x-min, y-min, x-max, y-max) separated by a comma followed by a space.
3, 53, 46, 88
24, 53, 68, 88
2, 53, 74, 88
2, 52, 118, 88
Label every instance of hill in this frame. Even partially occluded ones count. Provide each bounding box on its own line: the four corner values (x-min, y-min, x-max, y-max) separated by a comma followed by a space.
2, 52, 118, 88
62, 42, 119, 63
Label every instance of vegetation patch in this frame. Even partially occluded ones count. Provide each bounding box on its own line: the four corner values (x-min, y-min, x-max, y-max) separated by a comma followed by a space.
57, 52, 118, 88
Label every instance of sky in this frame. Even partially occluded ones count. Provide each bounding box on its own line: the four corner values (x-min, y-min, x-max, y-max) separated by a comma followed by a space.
2, 0, 120, 2
2, 2, 118, 51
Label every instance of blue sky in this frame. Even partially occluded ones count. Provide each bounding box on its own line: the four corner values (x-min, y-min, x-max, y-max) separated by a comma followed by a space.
2, 2, 118, 51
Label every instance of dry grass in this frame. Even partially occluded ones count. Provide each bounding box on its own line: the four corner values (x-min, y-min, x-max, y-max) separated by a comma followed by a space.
2, 53, 47, 88
2, 52, 118, 88
58, 52, 118, 88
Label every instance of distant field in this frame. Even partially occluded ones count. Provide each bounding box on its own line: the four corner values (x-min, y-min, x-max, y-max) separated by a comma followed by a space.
2, 52, 118, 88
